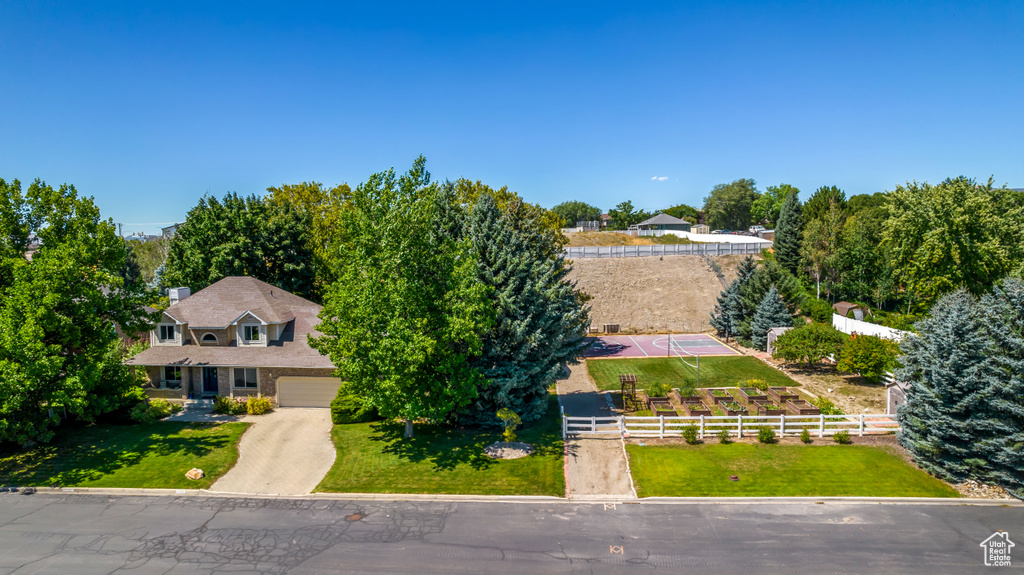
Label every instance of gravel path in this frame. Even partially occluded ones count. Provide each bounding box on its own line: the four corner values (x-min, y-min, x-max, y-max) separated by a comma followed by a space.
557, 361, 636, 499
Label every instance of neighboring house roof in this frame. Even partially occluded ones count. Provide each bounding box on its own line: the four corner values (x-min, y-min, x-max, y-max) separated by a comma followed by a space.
163, 276, 302, 328
636, 213, 690, 226
832, 301, 861, 317
126, 276, 332, 369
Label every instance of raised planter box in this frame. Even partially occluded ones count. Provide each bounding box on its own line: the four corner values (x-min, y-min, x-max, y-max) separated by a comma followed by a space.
686, 402, 713, 417
767, 387, 799, 403
647, 395, 670, 411
670, 389, 702, 404
702, 388, 733, 405
757, 403, 786, 416
738, 387, 767, 402
786, 399, 821, 415
722, 401, 748, 416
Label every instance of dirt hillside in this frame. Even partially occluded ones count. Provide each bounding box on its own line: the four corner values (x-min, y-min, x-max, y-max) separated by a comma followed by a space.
565, 231, 690, 246
567, 255, 754, 333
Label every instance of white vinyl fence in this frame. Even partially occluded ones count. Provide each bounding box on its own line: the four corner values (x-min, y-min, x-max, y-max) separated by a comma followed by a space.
564, 242, 768, 259
563, 413, 898, 439
832, 313, 910, 341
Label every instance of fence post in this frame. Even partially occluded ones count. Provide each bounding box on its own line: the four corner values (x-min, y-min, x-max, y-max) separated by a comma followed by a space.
659, 415, 665, 438
700, 414, 705, 438
737, 414, 743, 438
619, 416, 625, 436
779, 414, 786, 437
819, 414, 824, 437
859, 414, 865, 437
562, 415, 567, 438
591, 416, 596, 433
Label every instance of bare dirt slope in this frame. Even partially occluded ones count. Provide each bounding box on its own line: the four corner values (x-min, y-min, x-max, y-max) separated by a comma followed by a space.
568, 255, 753, 333
565, 231, 690, 246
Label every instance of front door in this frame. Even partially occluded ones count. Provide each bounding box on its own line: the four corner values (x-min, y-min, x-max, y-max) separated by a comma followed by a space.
202, 367, 219, 394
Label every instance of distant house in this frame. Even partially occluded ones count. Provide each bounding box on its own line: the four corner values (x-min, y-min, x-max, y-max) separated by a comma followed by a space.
161, 223, 181, 238
600, 213, 611, 228
633, 213, 691, 233
126, 276, 340, 407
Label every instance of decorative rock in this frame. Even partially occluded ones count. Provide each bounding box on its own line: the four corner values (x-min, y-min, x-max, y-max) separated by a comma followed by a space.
484, 441, 534, 460
954, 479, 1015, 500
185, 468, 205, 481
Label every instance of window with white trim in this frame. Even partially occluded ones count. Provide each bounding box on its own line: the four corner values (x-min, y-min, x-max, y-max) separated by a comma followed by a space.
158, 324, 175, 342
164, 366, 181, 382
242, 325, 260, 343
234, 367, 258, 388
201, 333, 218, 344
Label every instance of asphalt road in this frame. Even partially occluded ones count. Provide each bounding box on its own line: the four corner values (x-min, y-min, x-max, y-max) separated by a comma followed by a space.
0, 493, 1020, 574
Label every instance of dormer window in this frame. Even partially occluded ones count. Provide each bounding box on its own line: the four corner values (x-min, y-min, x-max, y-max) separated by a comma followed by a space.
243, 325, 260, 343
158, 324, 176, 342
201, 333, 218, 344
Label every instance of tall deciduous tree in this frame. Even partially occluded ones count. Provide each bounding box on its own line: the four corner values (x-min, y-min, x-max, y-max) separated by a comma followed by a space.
751, 184, 798, 227
750, 286, 793, 351
800, 198, 845, 299
608, 201, 649, 229
311, 158, 493, 437
163, 193, 316, 300
550, 201, 602, 227
882, 176, 1023, 309
774, 188, 803, 275
0, 178, 155, 443
461, 194, 590, 426
266, 181, 352, 288
661, 203, 701, 223
702, 179, 759, 230
896, 290, 993, 484
803, 185, 847, 223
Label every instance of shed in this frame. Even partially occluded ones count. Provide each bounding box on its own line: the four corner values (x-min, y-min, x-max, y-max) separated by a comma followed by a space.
766, 326, 793, 355
833, 301, 867, 320
692, 224, 710, 234
634, 213, 691, 232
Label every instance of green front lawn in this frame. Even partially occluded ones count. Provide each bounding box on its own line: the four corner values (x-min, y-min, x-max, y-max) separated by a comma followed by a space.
0, 421, 250, 489
627, 443, 958, 498
588, 356, 797, 391
315, 397, 564, 496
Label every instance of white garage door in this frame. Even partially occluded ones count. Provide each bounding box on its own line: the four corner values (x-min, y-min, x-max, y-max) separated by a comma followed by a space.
277, 376, 343, 408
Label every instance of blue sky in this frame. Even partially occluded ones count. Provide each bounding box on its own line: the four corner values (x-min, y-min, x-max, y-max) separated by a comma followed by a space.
2, 1, 1022, 235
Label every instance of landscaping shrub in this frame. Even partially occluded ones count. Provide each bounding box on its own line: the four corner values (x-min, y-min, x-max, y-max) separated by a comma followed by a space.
757, 426, 776, 444
802, 297, 834, 324
772, 322, 848, 366
833, 430, 852, 444
130, 399, 182, 423
681, 425, 700, 445
246, 396, 274, 415
811, 397, 843, 415
497, 408, 522, 443
647, 382, 671, 398
836, 334, 900, 383
213, 395, 247, 416
329, 388, 378, 425
678, 384, 697, 397
800, 428, 812, 444
717, 429, 731, 444
746, 378, 769, 391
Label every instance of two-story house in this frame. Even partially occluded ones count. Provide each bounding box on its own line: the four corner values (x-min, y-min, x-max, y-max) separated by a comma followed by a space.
126, 276, 341, 407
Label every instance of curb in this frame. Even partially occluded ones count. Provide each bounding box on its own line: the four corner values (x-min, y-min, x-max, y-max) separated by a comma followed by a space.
4, 487, 1019, 507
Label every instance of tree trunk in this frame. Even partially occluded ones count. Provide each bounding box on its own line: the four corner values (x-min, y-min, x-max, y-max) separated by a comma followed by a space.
404, 419, 414, 438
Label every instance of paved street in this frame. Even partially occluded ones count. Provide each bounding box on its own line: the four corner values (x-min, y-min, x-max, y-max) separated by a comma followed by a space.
0, 493, 1019, 574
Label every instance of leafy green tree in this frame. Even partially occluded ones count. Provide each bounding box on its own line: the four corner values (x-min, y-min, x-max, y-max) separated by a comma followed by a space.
774, 187, 803, 276
801, 198, 846, 299
702, 179, 759, 230
751, 184, 798, 227
977, 279, 1024, 497
847, 192, 887, 215
803, 185, 847, 223
750, 286, 793, 351
710, 256, 757, 341
266, 181, 352, 288
835, 208, 894, 307
882, 176, 1023, 309
0, 178, 155, 443
608, 201, 649, 229
127, 237, 170, 285
551, 200, 602, 227
461, 194, 590, 426
163, 193, 316, 300
896, 290, 993, 485
772, 322, 847, 366
836, 334, 899, 383
661, 203, 700, 223
453, 179, 566, 255
311, 158, 493, 437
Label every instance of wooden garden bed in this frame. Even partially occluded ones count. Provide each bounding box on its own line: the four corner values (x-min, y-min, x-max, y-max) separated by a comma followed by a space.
786, 399, 821, 415
767, 387, 799, 403
738, 387, 767, 402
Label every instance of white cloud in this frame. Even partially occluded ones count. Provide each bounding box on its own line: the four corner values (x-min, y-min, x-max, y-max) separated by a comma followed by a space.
651, 176, 668, 181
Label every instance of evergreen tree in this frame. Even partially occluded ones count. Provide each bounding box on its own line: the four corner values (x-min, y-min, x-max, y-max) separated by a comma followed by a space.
461, 194, 590, 426
750, 286, 792, 351
977, 279, 1024, 497
774, 188, 802, 275
710, 256, 757, 340
896, 290, 992, 483
738, 258, 805, 341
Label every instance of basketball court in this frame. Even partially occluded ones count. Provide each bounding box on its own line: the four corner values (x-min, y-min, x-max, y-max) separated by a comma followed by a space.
585, 333, 739, 359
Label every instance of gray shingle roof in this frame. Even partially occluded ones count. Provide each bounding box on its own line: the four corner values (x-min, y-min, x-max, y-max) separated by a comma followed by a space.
163, 276, 306, 327
637, 213, 690, 226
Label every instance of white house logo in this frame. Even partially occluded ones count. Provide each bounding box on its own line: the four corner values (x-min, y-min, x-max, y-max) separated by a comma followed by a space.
980, 531, 1014, 567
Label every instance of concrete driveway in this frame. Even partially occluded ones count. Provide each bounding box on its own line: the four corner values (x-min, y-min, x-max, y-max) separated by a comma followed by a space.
211, 408, 335, 495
